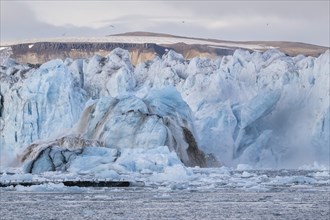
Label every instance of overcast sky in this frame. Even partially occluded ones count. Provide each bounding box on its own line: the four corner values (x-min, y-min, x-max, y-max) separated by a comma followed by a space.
1, 0, 329, 46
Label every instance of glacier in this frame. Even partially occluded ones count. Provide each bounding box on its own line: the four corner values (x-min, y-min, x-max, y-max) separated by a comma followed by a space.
0, 48, 329, 175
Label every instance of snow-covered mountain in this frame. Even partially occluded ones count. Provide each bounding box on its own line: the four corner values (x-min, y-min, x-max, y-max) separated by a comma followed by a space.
0, 47, 329, 175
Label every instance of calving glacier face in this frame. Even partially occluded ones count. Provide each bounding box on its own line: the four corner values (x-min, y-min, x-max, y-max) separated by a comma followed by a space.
0, 59, 86, 166
135, 49, 329, 168
19, 89, 209, 174
72, 89, 208, 167
0, 48, 329, 171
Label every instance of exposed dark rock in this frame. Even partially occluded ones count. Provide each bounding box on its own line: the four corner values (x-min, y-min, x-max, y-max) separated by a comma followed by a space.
5, 41, 235, 66
182, 127, 208, 168
0, 179, 143, 187
0, 94, 3, 117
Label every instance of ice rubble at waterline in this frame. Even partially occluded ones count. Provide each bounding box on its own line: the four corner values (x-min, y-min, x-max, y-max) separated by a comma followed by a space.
0, 48, 329, 177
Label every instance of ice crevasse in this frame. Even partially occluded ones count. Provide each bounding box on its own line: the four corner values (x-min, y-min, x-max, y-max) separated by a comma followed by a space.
0, 48, 329, 174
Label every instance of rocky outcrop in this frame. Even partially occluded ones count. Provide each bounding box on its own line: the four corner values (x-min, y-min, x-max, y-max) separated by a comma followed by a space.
8, 42, 169, 66
3, 41, 235, 66
2, 32, 327, 67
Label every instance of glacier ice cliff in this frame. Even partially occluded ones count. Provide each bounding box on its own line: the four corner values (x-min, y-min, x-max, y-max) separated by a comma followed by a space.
0, 48, 329, 173
19, 90, 210, 173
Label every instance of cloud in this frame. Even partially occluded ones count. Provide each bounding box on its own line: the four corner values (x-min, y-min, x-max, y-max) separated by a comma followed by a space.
1, 1, 329, 46
0, 1, 116, 41
160, 1, 330, 46
23, 1, 183, 28
165, 1, 329, 21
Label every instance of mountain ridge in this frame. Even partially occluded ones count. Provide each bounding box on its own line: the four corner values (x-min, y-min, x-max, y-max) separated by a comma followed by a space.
1, 32, 328, 65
